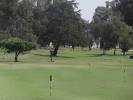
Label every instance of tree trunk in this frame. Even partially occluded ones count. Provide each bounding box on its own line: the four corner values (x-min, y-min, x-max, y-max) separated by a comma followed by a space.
96, 40, 99, 48
72, 45, 75, 51
114, 48, 116, 56
15, 51, 20, 62
89, 45, 92, 51
102, 42, 106, 55
123, 52, 126, 56
102, 49, 106, 55
53, 43, 60, 56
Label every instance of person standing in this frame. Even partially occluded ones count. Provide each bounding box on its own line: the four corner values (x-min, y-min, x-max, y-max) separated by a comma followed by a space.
49, 42, 54, 62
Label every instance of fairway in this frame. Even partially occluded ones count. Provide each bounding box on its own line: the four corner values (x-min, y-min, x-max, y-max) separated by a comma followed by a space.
0, 48, 133, 100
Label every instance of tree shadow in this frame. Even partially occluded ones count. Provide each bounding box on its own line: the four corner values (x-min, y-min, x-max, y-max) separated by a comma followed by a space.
88, 54, 103, 57
57, 56, 74, 58
33, 54, 49, 57
0, 60, 13, 63
33, 53, 74, 59
0, 60, 24, 63
88, 53, 129, 57
103, 54, 128, 56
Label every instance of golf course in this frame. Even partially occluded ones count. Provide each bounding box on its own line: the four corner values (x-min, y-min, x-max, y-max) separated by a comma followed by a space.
0, 0, 133, 100
0, 48, 132, 100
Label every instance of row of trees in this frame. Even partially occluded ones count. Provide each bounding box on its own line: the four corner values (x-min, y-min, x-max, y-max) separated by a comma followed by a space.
0, 0, 87, 61
89, 0, 133, 55
0, 0, 133, 61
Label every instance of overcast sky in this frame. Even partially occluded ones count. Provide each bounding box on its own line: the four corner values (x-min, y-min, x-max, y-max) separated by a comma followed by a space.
77, 0, 112, 21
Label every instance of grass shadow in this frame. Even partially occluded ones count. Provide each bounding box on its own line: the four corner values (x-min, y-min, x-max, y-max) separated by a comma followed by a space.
103, 54, 130, 57
88, 54, 103, 57
33, 54, 49, 57
57, 56, 74, 59
0, 60, 14, 63
0, 60, 24, 63
33, 53, 74, 59
89, 53, 130, 57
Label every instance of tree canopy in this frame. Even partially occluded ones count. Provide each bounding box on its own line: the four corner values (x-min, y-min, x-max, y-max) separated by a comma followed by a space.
0, 37, 36, 62
112, 0, 133, 26
38, 0, 84, 56
91, 5, 133, 55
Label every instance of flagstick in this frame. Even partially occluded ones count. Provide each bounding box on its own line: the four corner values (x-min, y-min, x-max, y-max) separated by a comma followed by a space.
49, 75, 53, 96
50, 81, 52, 96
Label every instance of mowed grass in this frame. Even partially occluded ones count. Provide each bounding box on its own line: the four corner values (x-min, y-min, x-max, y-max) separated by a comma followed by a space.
0, 48, 132, 100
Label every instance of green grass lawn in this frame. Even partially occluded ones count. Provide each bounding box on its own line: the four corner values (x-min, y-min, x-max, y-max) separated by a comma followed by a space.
0, 48, 132, 100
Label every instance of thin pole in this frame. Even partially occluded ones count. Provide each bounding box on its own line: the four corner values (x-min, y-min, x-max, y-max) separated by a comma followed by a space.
50, 81, 52, 96
49, 75, 53, 96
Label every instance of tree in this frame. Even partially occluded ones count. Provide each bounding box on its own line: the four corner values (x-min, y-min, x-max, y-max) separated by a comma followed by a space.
119, 36, 132, 56
99, 22, 116, 55
32, 1, 48, 42
82, 20, 93, 50
0, 38, 36, 62
0, 0, 37, 42
0, 0, 18, 31
39, 0, 83, 56
91, 6, 114, 54
118, 23, 132, 55
93, 6, 112, 23
91, 5, 133, 55
12, 0, 36, 42
112, 0, 133, 26
112, 0, 133, 52
111, 17, 123, 55
91, 6, 112, 50
0, 33, 11, 41
90, 22, 102, 48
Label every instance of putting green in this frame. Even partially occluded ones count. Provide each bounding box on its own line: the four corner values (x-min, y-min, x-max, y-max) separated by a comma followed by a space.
0, 48, 132, 100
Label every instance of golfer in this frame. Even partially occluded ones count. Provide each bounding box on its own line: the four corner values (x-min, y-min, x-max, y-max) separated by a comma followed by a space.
49, 42, 54, 62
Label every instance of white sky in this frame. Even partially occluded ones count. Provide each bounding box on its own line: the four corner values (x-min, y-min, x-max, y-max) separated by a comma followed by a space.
77, 0, 112, 21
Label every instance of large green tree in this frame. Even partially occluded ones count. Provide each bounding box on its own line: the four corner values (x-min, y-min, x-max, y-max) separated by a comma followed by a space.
91, 6, 116, 54
99, 22, 116, 55
39, 0, 84, 56
0, 0, 36, 42
0, 0, 18, 31
82, 20, 93, 50
112, 0, 133, 26
91, 6, 112, 49
110, 0, 133, 54
93, 6, 112, 22
118, 22, 132, 55
12, 0, 36, 42
32, 1, 48, 41
91, 5, 133, 55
